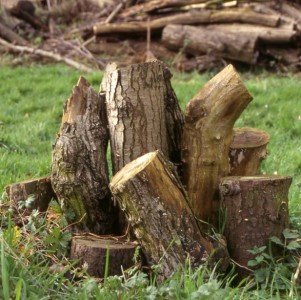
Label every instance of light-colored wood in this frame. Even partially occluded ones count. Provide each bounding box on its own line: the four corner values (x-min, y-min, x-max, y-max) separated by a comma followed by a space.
94, 8, 280, 34
110, 151, 227, 280
181, 64, 253, 224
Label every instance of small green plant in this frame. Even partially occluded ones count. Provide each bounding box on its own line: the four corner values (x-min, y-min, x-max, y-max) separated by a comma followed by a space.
247, 228, 301, 296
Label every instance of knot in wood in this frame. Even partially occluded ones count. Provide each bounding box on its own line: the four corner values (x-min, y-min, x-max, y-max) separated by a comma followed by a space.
221, 182, 241, 196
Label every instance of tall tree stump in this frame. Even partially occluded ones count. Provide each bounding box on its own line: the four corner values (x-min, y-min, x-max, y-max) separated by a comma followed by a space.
110, 150, 223, 280
51, 76, 115, 234
70, 237, 138, 278
104, 61, 184, 174
229, 128, 270, 176
181, 64, 253, 225
220, 175, 292, 278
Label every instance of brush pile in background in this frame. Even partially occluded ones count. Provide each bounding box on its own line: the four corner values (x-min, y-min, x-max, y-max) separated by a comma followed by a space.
0, 0, 300, 72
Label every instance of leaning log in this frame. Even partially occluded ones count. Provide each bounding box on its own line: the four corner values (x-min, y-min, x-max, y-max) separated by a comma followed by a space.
181, 64, 253, 224
51, 76, 115, 234
105, 61, 184, 174
110, 150, 222, 280
5, 176, 56, 213
220, 175, 292, 278
162, 24, 259, 64
94, 9, 280, 35
229, 128, 270, 176
0, 21, 27, 46
70, 237, 139, 278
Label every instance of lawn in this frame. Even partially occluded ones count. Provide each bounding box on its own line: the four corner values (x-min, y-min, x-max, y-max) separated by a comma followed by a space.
0, 63, 300, 299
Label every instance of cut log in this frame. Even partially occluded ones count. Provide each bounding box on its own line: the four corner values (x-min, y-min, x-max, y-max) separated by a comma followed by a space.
110, 151, 225, 280
51, 76, 116, 234
70, 237, 138, 278
229, 128, 270, 176
93, 9, 280, 35
220, 175, 292, 278
207, 24, 298, 44
5, 176, 56, 213
0, 19, 27, 45
162, 24, 259, 64
105, 61, 184, 174
181, 64, 253, 225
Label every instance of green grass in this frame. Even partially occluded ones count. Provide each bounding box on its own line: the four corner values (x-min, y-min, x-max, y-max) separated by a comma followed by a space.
0, 64, 301, 299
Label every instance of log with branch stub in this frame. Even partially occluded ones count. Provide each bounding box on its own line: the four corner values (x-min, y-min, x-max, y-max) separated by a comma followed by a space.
229, 128, 270, 176
93, 8, 280, 35
104, 61, 184, 175
110, 150, 229, 280
70, 237, 139, 278
162, 24, 259, 64
220, 175, 292, 279
51, 76, 116, 234
181, 64, 253, 225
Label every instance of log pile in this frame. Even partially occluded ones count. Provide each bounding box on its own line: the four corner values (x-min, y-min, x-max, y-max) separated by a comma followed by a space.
5, 61, 294, 281
0, 0, 301, 72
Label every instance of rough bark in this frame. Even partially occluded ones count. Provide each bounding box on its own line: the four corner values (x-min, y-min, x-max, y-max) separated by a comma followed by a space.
70, 237, 139, 277
94, 9, 280, 35
181, 64, 253, 224
5, 176, 56, 213
207, 24, 298, 43
105, 61, 184, 174
229, 128, 270, 176
51, 76, 115, 234
162, 24, 259, 64
220, 175, 292, 278
110, 151, 226, 280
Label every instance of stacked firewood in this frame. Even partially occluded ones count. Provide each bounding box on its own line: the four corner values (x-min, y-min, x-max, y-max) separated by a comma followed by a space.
0, 0, 301, 72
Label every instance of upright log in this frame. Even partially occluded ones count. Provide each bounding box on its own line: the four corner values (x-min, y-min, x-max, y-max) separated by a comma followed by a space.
181, 65, 253, 224
220, 175, 292, 278
229, 128, 270, 176
51, 76, 115, 234
105, 61, 184, 174
110, 151, 222, 280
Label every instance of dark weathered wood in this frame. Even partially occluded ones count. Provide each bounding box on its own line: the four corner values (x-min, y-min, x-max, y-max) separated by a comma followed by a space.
229, 128, 270, 176
94, 9, 280, 35
110, 151, 223, 280
220, 175, 292, 278
162, 24, 259, 64
5, 176, 56, 213
181, 65, 253, 224
0, 20, 27, 45
105, 61, 184, 174
70, 237, 138, 277
51, 76, 115, 234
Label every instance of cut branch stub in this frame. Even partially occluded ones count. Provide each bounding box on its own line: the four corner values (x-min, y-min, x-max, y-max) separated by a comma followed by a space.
181, 64, 253, 225
229, 128, 270, 176
110, 150, 216, 280
220, 175, 292, 279
105, 61, 184, 174
51, 76, 115, 234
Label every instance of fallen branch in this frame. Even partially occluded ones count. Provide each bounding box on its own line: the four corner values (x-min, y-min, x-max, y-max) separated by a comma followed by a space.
0, 38, 94, 73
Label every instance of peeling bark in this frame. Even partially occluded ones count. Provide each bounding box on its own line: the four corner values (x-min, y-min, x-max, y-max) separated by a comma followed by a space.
110, 151, 222, 280
51, 76, 115, 234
